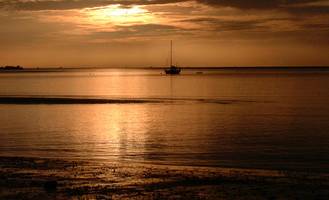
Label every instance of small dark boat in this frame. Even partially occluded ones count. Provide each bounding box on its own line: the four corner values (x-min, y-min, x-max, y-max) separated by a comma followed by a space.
165, 66, 181, 75
164, 40, 181, 75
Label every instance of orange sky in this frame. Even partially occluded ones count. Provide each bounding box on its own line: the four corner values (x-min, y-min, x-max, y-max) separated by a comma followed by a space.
0, 0, 329, 67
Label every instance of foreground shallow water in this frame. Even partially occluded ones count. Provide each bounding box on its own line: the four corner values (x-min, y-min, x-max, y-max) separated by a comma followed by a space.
1, 156, 328, 199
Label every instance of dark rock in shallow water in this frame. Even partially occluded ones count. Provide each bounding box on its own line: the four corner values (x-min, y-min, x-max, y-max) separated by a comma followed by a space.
44, 180, 58, 192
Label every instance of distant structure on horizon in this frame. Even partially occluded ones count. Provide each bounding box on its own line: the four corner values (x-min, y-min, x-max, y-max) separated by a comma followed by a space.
164, 40, 181, 75
0, 65, 24, 70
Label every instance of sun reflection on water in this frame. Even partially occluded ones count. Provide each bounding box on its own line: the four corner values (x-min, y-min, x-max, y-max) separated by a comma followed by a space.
83, 105, 151, 161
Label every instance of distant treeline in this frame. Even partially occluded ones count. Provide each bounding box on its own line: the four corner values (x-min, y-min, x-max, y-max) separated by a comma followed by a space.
0, 65, 24, 70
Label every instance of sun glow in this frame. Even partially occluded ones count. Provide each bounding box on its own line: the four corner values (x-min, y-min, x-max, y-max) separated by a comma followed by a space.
85, 5, 154, 25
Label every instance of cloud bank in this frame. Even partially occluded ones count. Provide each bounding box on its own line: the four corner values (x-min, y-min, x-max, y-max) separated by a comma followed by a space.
0, 0, 328, 67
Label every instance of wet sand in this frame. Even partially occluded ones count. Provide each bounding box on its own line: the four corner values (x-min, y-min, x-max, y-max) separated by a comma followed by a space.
0, 157, 328, 199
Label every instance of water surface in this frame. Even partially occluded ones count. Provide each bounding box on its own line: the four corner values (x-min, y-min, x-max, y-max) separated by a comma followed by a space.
1, 68, 329, 172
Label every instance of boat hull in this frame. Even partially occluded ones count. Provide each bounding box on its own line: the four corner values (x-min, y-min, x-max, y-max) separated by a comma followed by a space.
165, 67, 181, 75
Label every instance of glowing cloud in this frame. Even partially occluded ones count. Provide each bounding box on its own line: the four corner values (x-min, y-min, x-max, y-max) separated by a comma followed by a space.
84, 5, 154, 25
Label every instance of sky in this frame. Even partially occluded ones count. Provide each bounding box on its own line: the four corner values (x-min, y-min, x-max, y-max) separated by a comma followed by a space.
0, 0, 329, 68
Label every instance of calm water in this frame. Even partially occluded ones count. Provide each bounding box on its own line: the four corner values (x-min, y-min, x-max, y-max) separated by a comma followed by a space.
1, 68, 329, 172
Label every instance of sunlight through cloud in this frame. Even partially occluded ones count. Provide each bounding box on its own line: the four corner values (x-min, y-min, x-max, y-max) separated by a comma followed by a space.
85, 4, 154, 25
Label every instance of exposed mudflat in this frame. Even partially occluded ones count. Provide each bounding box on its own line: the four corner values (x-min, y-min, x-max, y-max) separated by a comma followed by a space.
0, 156, 328, 199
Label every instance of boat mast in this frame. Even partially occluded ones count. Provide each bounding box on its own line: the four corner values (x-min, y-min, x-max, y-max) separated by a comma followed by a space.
170, 40, 173, 67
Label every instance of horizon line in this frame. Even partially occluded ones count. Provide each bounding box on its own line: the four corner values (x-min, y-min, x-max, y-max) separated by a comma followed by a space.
2, 65, 329, 70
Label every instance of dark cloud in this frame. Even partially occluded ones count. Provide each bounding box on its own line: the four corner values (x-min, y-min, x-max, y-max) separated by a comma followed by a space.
286, 4, 329, 15
216, 21, 264, 32
196, 0, 329, 15
179, 16, 329, 43
302, 22, 329, 30
1, 0, 328, 15
180, 17, 270, 32
0, 0, 187, 10
197, 0, 312, 9
91, 24, 186, 40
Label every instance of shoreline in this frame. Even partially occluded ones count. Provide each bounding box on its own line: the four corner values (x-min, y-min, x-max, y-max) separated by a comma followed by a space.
1, 66, 329, 73
0, 96, 162, 104
0, 95, 261, 105
1, 156, 328, 199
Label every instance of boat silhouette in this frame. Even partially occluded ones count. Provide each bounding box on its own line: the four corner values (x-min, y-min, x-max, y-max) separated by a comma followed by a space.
164, 40, 181, 75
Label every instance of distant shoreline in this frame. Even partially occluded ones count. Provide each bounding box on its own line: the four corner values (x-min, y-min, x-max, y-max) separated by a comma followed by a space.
1, 66, 329, 73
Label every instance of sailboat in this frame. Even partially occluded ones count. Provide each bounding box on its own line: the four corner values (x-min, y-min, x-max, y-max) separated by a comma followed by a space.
164, 40, 181, 75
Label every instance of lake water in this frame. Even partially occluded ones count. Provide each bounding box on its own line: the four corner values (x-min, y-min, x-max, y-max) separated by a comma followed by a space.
0, 68, 329, 172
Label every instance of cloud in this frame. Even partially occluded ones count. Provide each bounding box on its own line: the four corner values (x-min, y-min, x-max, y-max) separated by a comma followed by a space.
89, 24, 187, 41
2, 0, 328, 16
0, 0, 187, 11
195, 0, 329, 15
179, 17, 266, 32
196, 0, 313, 9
